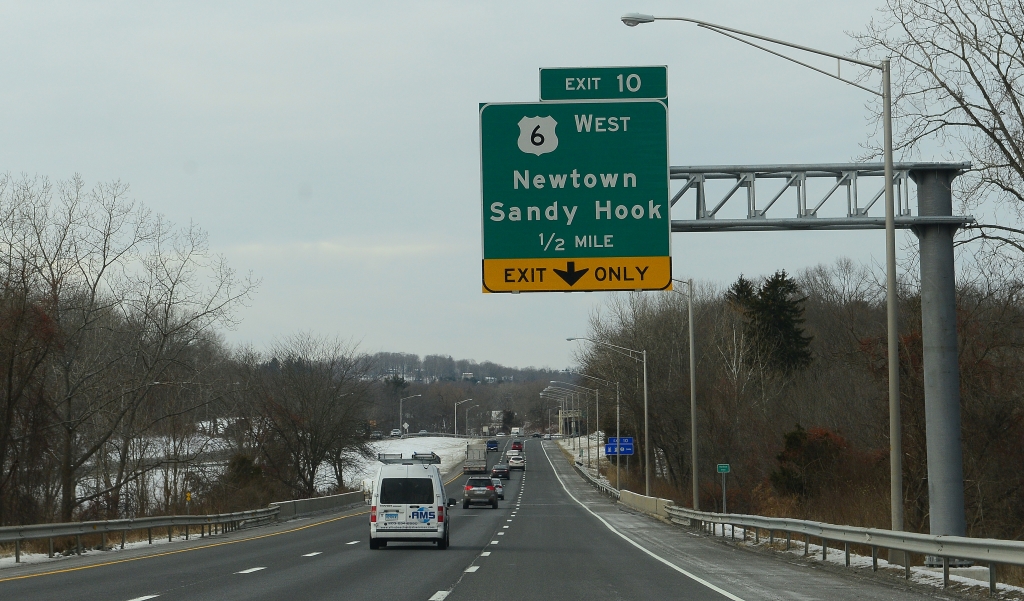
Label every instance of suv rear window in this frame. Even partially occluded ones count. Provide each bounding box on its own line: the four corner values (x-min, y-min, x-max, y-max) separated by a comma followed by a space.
379, 478, 434, 504
467, 478, 492, 487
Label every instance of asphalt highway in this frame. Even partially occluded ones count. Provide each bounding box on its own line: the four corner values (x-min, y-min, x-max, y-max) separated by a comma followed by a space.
0, 438, 955, 600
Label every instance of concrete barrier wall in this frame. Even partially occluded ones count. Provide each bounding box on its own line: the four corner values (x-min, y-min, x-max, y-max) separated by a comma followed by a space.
270, 491, 364, 520
619, 490, 674, 518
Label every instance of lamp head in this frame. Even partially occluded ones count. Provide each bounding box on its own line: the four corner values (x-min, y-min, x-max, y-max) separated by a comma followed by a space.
621, 13, 655, 27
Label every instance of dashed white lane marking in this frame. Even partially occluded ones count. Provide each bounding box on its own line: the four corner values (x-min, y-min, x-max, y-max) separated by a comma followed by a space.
503, 525, 509, 529
507, 519, 513, 522
346, 540, 359, 545
429, 592, 450, 601
481, 551, 491, 556
541, 443, 747, 601
465, 566, 480, 573
498, 532, 505, 535
235, 567, 266, 574
491, 540, 499, 544
127, 596, 160, 601
302, 552, 322, 557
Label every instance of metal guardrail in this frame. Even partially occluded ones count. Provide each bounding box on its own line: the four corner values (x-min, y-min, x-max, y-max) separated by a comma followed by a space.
0, 507, 278, 563
665, 505, 1020, 594
572, 460, 620, 500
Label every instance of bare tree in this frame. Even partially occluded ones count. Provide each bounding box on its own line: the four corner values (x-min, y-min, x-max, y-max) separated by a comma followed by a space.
854, 0, 1024, 252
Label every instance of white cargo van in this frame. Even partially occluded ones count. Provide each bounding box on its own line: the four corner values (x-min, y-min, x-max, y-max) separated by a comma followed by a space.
369, 452, 456, 550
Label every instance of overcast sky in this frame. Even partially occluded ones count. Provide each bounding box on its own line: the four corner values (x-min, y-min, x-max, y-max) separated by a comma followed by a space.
2, 1, 947, 369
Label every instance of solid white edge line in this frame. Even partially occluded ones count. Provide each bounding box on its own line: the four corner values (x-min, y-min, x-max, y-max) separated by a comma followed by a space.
346, 540, 359, 545
541, 443, 747, 601
126, 596, 160, 601
302, 552, 322, 556
464, 565, 480, 572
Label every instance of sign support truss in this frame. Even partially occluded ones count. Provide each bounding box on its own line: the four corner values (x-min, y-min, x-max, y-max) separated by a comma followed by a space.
669, 162, 974, 232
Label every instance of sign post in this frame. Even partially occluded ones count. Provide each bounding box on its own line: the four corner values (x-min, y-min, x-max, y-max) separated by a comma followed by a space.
479, 99, 671, 293
717, 464, 730, 514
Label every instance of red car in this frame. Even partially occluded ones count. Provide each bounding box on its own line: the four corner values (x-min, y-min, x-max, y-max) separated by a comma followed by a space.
511, 440, 524, 451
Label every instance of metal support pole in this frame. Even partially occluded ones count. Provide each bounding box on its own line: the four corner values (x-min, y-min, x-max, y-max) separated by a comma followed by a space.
721, 471, 726, 513
643, 350, 650, 496
688, 279, 699, 511
616, 383, 620, 490
786, 531, 791, 550
148, 528, 152, 544
990, 563, 997, 595
845, 542, 850, 566
822, 539, 827, 560
943, 557, 950, 587
101, 532, 107, 550
882, 59, 904, 541
15, 540, 20, 563
121, 530, 126, 548
76, 534, 81, 555
872, 546, 878, 571
48, 537, 54, 558
911, 168, 968, 540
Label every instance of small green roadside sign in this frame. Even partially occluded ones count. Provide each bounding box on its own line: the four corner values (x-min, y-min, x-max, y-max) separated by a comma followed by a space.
717, 464, 730, 473
540, 66, 667, 101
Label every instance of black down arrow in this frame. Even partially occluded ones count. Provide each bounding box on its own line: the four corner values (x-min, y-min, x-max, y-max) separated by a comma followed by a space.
553, 261, 589, 286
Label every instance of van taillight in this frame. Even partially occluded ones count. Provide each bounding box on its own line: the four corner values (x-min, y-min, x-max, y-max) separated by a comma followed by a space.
438, 505, 444, 523
370, 506, 377, 523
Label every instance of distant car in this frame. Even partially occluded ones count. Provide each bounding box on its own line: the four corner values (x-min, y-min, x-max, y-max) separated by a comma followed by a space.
532, 433, 542, 438
463, 476, 498, 509
491, 478, 505, 500
508, 455, 526, 470
370, 431, 383, 440
389, 429, 402, 437
490, 464, 510, 480
496, 432, 506, 437
511, 440, 524, 451
417, 429, 428, 436
543, 434, 552, 440
486, 439, 499, 452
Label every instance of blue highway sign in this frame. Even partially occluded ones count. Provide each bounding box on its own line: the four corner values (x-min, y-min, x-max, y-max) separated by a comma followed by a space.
607, 437, 634, 444
605, 443, 635, 456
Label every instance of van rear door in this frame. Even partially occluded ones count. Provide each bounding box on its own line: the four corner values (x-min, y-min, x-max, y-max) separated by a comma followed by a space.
377, 477, 438, 531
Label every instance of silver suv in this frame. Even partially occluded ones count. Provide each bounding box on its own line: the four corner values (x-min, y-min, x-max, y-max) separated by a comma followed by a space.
463, 477, 498, 509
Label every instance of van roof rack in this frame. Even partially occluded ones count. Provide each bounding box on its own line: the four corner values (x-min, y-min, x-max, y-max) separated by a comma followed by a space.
377, 452, 441, 465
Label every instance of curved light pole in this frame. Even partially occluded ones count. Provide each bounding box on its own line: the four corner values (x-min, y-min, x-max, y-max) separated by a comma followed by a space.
540, 390, 570, 438
553, 381, 599, 474
671, 277, 700, 510
573, 373, 621, 489
465, 404, 479, 436
569, 337, 650, 496
622, 10, 901, 533
399, 394, 422, 436
455, 398, 472, 437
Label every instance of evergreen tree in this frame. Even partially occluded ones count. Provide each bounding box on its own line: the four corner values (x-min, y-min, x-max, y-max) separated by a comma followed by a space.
727, 271, 812, 373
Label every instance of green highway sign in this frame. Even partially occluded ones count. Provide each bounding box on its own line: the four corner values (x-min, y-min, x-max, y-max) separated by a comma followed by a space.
540, 66, 667, 101
717, 464, 731, 473
479, 99, 671, 293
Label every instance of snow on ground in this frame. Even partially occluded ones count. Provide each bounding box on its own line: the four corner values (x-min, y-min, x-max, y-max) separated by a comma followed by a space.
344, 436, 480, 490
0, 527, 214, 568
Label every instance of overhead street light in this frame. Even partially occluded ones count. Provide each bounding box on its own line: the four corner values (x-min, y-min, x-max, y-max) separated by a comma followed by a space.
573, 373, 622, 490
466, 405, 480, 436
622, 12, 902, 534
568, 337, 650, 496
670, 277, 699, 510
455, 398, 473, 437
399, 394, 422, 436
553, 381, 600, 474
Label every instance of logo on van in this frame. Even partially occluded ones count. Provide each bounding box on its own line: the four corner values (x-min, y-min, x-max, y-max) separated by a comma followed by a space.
411, 510, 436, 523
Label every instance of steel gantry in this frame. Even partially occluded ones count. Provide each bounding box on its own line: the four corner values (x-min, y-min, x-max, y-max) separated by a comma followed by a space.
669, 162, 973, 232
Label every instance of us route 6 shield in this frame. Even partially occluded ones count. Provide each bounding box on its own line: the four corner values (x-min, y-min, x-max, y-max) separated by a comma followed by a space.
517, 116, 558, 156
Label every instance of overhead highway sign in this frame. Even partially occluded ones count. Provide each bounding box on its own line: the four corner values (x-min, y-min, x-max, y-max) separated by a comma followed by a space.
479, 100, 671, 293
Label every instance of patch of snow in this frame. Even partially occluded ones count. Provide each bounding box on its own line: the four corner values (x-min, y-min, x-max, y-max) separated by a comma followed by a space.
342, 436, 479, 489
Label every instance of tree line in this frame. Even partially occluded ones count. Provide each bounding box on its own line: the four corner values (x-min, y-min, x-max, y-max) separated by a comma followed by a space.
576, 258, 1024, 539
